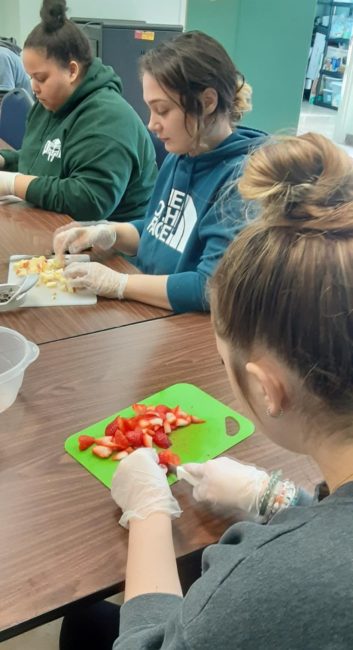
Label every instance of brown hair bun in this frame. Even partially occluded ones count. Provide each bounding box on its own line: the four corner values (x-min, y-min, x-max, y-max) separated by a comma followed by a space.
40, 0, 67, 33
238, 132, 353, 232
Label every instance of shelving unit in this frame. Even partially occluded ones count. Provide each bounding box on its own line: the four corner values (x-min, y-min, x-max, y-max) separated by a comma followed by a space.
312, 0, 353, 110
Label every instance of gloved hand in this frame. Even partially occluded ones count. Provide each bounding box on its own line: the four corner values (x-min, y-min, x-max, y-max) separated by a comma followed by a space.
53, 223, 117, 257
183, 457, 270, 515
63, 261, 128, 299
0, 171, 19, 196
111, 448, 182, 529
0, 155, 5, 170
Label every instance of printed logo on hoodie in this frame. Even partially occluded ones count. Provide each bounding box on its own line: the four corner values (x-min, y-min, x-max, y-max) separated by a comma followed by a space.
146, 188, 197, 253
42, 138, 62, 162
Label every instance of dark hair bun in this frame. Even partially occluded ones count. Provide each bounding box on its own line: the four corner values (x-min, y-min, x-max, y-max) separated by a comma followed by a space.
238, 132, 353, 232
40, 0, 67, 33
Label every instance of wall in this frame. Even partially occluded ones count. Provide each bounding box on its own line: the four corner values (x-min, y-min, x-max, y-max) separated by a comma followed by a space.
185, 0, 241, 60
0, 0, 186, 46
68, 0, 186, 25
186, 0, 317, 134
0, 0, 22, 44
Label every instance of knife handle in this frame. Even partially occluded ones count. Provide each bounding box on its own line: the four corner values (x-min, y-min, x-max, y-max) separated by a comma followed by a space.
176, 466, 199, 487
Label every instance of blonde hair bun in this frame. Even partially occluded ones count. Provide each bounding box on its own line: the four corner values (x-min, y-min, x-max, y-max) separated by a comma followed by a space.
233, 80, 252, 122
238, 132, 353, 231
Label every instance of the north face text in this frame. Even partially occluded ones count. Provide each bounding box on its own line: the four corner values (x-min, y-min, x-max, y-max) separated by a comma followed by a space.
147, 189, 197, 253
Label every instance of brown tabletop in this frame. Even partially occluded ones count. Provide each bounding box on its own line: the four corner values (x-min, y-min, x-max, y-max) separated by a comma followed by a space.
0, 313, 321, 641
0, 203, 170, 343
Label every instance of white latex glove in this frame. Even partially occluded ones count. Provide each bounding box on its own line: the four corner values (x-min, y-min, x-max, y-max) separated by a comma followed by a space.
111, 448, 182, 529
0, 171, 19, 196
183, 457, 270, 515
63, 261, 128, 298
0, 155, 5, 169
53, 223, 117, 257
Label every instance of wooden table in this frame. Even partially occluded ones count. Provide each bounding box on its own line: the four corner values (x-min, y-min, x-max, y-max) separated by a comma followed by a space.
0, 202, 170, 343
0, 313, 321, 641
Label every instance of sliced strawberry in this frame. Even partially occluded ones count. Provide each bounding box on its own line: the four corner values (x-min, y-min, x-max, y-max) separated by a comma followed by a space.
127, 416, 139, 431
78, 435, 95, 451
137, 416, 163, 429
142, 432, 153, 447
158, 450, 181, 466
132, 403, 147, 416
92, 445, 112, 458
163, 420, 172, 435
175, 408, 189, 418
176, 417, 191, 427
114, 431, 130, 450
153, 431, 172, 449
140, 426, 156, 438
165, 411, 177, 424
190, 415, 206, 424
126, 429, 143, 448
155, 404, 170, 417
111, 450, 129, 461
105, 418, 120, 437
117, 416, 130, 434
94, 436, 119, 450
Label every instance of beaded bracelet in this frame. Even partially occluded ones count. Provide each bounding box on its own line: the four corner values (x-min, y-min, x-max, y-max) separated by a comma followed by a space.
258, 470, 282, 517
262, 478, 298, 523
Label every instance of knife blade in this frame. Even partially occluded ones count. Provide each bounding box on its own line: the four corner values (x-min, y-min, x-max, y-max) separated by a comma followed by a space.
10, 254, 90, 263
167, 463, 199, 486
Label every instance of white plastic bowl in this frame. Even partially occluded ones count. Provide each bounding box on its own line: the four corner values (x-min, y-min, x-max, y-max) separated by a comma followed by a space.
0, 327, 39, 413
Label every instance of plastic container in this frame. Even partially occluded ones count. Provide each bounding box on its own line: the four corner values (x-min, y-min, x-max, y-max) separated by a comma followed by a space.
0, 327, 39, 413
323, 89, 333, 105
331, 80, 342, 108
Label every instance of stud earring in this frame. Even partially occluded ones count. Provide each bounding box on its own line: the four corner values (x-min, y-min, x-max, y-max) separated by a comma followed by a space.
266, 407, 284, 418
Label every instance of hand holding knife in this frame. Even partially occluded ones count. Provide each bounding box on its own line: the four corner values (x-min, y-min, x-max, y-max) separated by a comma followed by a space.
167, 463, 200, 487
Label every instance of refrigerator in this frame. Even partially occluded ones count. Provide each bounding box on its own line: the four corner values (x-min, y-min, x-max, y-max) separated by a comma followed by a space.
72, 18, 183, 124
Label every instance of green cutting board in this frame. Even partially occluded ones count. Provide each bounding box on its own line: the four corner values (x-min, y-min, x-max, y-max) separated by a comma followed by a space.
65, 383, 255, 488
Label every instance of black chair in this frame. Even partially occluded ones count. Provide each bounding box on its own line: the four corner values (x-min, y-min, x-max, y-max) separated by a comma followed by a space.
0, 88, 34, 149
149, 130, 168, 169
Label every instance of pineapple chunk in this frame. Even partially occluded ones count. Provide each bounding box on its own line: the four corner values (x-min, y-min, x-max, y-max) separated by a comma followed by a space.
13, 256, 74, 293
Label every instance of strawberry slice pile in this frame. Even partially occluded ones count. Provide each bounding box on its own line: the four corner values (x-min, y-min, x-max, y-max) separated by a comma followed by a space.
78, 403, 205, 466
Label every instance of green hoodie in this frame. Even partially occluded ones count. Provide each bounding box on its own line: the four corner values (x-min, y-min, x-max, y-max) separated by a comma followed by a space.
0, 58, 157, 221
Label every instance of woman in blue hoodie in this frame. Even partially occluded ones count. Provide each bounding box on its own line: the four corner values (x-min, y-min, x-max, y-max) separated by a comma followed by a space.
54, 31, 266, 313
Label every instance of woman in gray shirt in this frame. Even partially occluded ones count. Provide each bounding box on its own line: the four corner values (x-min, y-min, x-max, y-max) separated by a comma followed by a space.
61, 132, 353, 649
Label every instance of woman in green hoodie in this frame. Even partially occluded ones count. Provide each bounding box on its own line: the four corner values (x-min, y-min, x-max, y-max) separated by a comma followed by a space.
0, 0, 157, 221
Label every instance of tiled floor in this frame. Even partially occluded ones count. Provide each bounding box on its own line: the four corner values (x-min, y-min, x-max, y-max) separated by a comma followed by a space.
297, 101, 337, 139
2, 594, 123, 649
4, 101, 352, 650
298, 101, 353, 157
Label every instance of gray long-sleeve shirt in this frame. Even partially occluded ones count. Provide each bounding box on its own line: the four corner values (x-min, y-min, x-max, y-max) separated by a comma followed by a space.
114, 482, 353, 649
0, 45, 32, 95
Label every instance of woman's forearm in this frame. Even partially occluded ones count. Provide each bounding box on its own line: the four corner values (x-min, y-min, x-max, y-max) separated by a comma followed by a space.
110, 222, 141, 256
124, 273, 172, 310
124, 513, 182, 602
14, 174, 37, 199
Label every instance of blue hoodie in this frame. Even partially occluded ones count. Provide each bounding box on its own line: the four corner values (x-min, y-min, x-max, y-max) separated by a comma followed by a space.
131, 127, 267, 313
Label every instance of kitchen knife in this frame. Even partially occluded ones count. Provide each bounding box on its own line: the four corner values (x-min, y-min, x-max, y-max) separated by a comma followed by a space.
167, 463, 199, 486
11, 254, 90, 263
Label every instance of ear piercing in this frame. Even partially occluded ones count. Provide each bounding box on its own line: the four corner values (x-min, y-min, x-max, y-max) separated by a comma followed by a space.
266, 407, 284, 418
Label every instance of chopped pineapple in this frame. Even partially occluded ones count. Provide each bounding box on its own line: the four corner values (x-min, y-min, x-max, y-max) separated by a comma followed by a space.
13, 256, 74, 293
